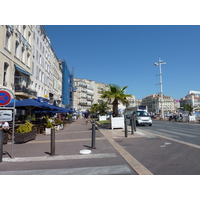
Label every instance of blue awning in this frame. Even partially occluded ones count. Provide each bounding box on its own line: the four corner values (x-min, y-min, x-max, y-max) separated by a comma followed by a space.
14, 64, 32, 76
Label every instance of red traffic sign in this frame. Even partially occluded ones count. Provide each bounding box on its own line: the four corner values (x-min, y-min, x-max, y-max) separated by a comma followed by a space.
0, 90, 12, 106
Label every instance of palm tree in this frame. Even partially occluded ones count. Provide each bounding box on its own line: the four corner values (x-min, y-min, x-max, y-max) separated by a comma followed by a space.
180, 104, 198, 116
98, 101, 110, 116
101, 84, 132, 117
90, 103, 99, 115
90, 101, 110, 116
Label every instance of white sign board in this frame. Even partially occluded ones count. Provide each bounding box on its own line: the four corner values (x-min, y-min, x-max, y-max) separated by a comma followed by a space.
0, 110, 12, 121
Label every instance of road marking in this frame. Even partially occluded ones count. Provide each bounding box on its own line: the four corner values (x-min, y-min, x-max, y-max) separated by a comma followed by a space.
3, 153, 117, 162
99, 129, 153, 175
137, 128, 200, 149
155, 128, 197, 138
0, 165, 133, 175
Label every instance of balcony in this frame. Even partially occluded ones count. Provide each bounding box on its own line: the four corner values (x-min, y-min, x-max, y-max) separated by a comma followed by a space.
79, 101, 87, 105
15, 85, 37, 98
87, 96, 93, 101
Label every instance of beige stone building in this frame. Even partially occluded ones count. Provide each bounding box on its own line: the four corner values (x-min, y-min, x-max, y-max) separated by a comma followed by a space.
73, 78, 140, 113
142, 94, 175, 114
74, 78, 96, 112
0, 25, 62, 105
0, 25, 33, 99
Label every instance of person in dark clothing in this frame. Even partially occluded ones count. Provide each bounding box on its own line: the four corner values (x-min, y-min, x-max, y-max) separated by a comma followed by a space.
84, 110, 90, 125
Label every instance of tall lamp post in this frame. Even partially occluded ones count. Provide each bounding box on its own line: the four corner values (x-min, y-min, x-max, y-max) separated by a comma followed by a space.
154, 57, 166, 119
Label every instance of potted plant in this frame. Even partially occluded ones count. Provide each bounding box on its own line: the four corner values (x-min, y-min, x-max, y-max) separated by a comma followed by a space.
3, 131, 9, 145
15, 121, 37, 143
45, 117, 54, 135
68, 114, 73, 124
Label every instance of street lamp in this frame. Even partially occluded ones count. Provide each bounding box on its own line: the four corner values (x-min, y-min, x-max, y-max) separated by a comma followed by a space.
154, 57, 166, 119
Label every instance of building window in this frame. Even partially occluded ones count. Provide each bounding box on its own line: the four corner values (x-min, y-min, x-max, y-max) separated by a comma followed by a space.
15, 41, 20, 58
33, 31, 35, 40
5, 31, 11, 51
42, 72, 44, 83
39, 55, 42, 65
39, 70, 42, 81
22, 25, 26, 37
21, 47, 25, 63
14, 71, 22, 85
28, 31, 31, 45
3, 62, 9, 86
27, 53, 30, 67
32, 62, 34, 75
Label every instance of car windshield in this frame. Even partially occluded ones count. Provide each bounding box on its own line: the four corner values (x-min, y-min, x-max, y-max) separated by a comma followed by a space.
135, 111, 149, 116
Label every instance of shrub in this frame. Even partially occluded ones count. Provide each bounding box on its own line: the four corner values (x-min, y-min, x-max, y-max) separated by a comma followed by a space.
16, 121, 33, 133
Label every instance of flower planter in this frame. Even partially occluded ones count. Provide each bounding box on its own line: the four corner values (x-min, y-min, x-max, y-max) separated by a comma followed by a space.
14, 130, 37, 144
3, 132, 8, 145
45, 128, 52, 135
55, 125, 60, 131
110, 115, 124, 129
99, 115, 107, 121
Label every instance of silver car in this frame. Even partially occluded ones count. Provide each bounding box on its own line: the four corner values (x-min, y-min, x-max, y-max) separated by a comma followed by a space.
132, 111, 152, 126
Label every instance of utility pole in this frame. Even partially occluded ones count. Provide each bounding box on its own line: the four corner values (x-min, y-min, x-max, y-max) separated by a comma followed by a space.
154, 57, 166, 119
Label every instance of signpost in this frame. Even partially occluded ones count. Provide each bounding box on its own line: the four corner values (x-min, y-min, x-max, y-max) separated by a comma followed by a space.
0, 87, 15, 161
0, 90, 12, 106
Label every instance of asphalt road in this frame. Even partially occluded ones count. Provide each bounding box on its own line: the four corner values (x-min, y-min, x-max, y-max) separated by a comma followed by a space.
137, 120, 200, 146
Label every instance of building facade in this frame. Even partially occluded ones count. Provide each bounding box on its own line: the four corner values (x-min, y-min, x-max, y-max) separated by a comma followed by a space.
0, 25, 71, 108
61, 60, 74, 107
74, 78, 95, 112
142, 94, 175, 114
180, 94, 200, 108
0, 25, 34, 99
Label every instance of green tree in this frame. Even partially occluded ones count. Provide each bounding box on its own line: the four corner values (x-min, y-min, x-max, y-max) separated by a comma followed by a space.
180, 104, 198, 116
90, 101, 110, 116
101, 84, 132, 117
90, 103, 99, 115
98, 101, 110, 116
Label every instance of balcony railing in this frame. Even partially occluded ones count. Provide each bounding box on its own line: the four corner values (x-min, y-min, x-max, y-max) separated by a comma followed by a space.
15, 84, 37, 97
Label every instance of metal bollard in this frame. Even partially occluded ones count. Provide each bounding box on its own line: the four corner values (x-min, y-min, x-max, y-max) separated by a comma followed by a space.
91, 122, 96, 149
133, 115, 137, 132
124, 115, 128, 137
0, 128, 3, 163
131, 116, 134, 135
50, 128, 55, 156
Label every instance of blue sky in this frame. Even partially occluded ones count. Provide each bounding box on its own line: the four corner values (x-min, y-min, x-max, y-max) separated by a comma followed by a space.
44, 25, 200, 100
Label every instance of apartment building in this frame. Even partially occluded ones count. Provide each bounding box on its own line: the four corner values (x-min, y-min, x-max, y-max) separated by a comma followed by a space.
31, 25, 62, 105
74, 78, 96, 112
0, 25, 71, 107
0, 25, 34, 99
180, 94, 200, 108
142, 94, 175, 113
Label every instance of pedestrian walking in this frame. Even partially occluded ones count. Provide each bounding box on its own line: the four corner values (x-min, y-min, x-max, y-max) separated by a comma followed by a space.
84, 110, 90, 125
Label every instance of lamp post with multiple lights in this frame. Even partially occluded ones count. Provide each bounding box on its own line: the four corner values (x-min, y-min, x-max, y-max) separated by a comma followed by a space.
154, 57, 166, 119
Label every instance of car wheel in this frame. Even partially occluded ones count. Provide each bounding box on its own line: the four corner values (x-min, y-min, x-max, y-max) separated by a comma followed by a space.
149, 124, 152, 126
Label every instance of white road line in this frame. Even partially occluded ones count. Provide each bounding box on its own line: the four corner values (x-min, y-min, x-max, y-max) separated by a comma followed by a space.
0, 165, 133, 175
137, 129, 200, 149
2, 153, 117, 162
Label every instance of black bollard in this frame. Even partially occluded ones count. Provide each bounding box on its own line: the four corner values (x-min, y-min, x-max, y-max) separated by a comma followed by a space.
124, 115, 128, 137
131, 116, 134, 135
50, 128, 55, 156
91, 122, 96, 149
0, 128, 3, 163
133, 115, 137, 132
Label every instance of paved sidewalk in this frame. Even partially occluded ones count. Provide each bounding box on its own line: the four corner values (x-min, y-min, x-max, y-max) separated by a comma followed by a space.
1, 118, 200, 175
0, 118, 139, 175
